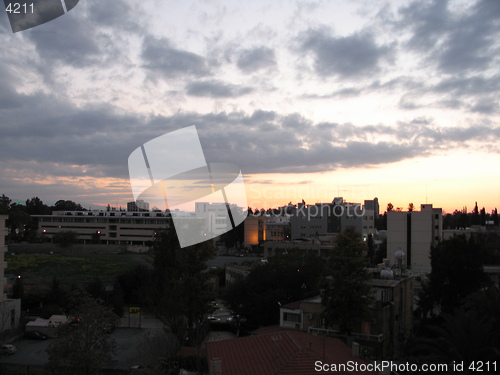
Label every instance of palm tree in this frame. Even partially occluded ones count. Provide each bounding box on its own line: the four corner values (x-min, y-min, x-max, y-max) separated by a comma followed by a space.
409, 308, 499, 374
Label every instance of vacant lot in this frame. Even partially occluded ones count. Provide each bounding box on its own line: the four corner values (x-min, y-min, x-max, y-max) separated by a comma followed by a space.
5, 253, 153, 286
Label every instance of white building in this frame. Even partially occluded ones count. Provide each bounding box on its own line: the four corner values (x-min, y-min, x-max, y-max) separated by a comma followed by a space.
195, 202, 231, 237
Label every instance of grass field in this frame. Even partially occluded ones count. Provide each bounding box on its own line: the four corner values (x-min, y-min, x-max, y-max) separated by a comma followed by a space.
5, 253, 154, 285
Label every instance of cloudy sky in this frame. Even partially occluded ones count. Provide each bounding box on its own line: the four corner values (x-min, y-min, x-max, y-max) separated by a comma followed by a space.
0, 0, 499, 213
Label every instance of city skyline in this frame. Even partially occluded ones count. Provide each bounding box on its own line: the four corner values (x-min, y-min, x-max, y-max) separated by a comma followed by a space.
1, 0, 499, 214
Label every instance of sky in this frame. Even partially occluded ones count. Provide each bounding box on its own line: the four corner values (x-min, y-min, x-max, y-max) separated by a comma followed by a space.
0, 0, 499, 214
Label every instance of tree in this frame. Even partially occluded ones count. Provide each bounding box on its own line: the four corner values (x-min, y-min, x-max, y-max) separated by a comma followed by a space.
152, 227, 217, 346
52, 200, 85, 212
387, 203, 394, 212
408, 203, 414, 212
117, 264, 154, 305
471, 202, 480, 225
418, 235, 490, 317
480, 207, 486, 226
12, 276, 24, 299
133, 328, 179, 374
91, 230, 101, 244
224, 251, 326, 328
408, 308, 499, 371
44, 276, 67, 309
46, 291, 118, 374
0, 194, 11, 214
52, 230, 79, 247
7, 209, 31, 242
367, 233, 375, 264
321, 227, 371, 335
25, 196, 50, 215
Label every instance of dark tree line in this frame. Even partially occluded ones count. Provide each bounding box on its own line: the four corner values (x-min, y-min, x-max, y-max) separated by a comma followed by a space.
407, 235, 500, 370
0, 194, 87, 243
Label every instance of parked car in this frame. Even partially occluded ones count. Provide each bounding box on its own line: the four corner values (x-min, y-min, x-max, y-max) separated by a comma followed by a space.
24, 331, 48, 340
1, 344, 17, 355
68, 317, 82, 326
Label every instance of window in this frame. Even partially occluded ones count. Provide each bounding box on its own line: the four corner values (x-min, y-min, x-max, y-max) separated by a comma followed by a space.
284, 312, 301, 323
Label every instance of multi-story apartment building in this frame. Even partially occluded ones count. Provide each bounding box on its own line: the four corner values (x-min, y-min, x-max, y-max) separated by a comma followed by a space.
280, 272, 414, 360
289, 197, 377, 241
244, 197, 378, 247
387, 204, 442, 275
1, 215, 7, 301
126, 199, 150, 212
1, 215, 21, 333
265, 216, 290, 242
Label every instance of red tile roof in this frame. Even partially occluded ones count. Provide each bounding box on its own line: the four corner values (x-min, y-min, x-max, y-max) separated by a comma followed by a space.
281, 300, 302, 309
207, 328, 370, 375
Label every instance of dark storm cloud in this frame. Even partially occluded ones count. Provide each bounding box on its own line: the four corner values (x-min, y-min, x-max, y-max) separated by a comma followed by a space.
87, 0, 142, 31
1, 83, 500, 182
433, 75, 500, 98
15, 0, 141, 77
468, 101, 499, 114
397, 0, 450, 52
26, 16, 101, 68
299, 29, 393, 78
186, 80, 253, 98
142, 36, 209, 79
398, 0, 500, 74
237, 47, 277, 73
302, 77, 424, 100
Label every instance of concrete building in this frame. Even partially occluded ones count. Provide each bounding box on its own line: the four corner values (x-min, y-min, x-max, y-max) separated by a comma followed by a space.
1, 215, 7, 300
243, 215, 268, 246
387, 204, 442, 275
34, 210, 173, 245
34, 203, 240, 246
244, 197, 378, 248
225, 265, 251, 286
126, 199, 150, 212
194, 202, 231, 237
263, 235, 336, 259
280, 272, 414, 360
265, 216, 290, 242
1, 215, 21, 334
289, 198, 376, 241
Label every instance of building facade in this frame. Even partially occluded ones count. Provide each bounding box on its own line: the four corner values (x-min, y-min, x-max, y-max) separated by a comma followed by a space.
126, 199, 150, 212
280, 273, 414, 360
1, 215, 21, 333
387, 204, 442, 275
244, 197, 378, 247
34, 210, 173, 245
